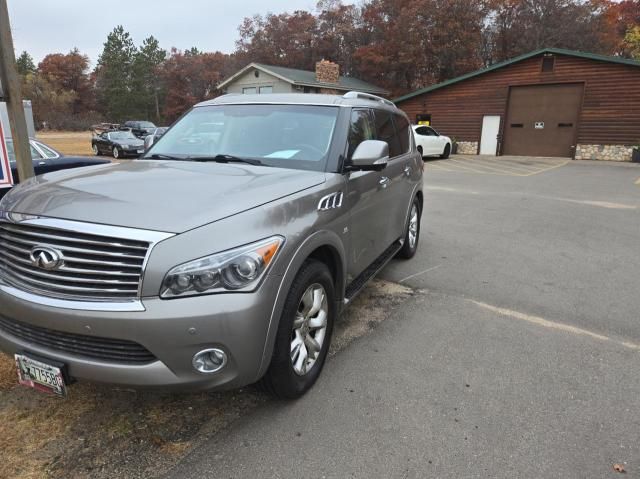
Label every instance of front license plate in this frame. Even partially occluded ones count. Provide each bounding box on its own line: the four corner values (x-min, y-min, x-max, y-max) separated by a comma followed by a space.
137, 149, 144, 153
15, 354, 67, 397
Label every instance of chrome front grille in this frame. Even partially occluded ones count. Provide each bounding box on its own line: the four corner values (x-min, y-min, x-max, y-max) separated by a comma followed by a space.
0, 221, 150, 301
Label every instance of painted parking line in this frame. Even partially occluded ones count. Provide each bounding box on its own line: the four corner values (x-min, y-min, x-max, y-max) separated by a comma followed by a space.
425, 157, 569, 177
635, 176, 640, 186
457, 157, 542, 175
471, 300, 640, 351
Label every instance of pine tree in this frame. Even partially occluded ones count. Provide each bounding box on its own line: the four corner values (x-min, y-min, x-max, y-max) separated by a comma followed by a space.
16, 51, 35, 76
95, 26, 137, 122
132, 36, 166, 122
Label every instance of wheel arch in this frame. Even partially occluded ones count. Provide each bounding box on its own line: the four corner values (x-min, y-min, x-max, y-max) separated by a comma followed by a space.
415, 189, 424, 213
257, 230, 347, 379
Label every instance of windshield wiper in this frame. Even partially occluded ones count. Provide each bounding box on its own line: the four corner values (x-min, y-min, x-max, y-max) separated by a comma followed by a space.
188, 154, 264, 166
144, 153, 186, 161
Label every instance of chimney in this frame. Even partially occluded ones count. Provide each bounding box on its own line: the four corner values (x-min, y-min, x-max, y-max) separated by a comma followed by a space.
315, 60, 340, 84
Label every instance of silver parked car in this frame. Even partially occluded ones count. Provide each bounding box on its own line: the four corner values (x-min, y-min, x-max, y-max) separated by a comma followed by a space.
0, 92, 423, 399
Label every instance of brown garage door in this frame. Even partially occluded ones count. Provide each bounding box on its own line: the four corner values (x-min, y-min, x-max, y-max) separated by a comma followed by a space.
502, 83, 583, 157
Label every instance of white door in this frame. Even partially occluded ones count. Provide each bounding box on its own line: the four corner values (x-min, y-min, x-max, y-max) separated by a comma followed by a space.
480, 115, 500, 155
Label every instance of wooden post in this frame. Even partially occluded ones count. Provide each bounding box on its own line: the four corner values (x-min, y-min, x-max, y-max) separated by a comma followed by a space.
0, 0, 34, 181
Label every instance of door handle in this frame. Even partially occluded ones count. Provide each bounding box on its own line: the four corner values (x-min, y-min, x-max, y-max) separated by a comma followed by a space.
38, 161, 47, 166
379, 176, 390, 188
403, 166, 412, 177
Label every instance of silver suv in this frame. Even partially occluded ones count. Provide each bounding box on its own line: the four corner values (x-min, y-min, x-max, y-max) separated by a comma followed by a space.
0, 92, 423, 399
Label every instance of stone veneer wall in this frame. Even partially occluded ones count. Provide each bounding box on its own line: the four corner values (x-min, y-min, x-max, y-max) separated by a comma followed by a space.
456, 141, 478, 155
575, 144, 634, 162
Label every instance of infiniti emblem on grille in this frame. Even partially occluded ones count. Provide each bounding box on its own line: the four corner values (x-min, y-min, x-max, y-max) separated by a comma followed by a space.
30, 246, 64, 271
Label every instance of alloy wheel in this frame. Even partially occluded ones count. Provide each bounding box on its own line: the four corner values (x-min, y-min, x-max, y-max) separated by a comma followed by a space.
291, 283, 328, 376
408, 204, 419, 249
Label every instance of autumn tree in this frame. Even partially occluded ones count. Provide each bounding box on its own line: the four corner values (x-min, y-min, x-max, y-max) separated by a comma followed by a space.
607, 0, 640, 56
315, 1, 363, 75
624, 25, 640, 59
21, 73, 76, 129
485, 0, 621, 63
236, 11, 319, 69
352, 0, 487, 95
161, 48, 231, 122
38, 49, 94, 113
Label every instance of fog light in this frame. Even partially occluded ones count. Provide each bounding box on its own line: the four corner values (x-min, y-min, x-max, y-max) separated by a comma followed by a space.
192, 348, 227, 374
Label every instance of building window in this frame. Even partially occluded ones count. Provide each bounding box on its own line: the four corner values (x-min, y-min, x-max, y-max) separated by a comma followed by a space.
542, 56, 555, 72
259, 86, 273, 94
242, 87, 257, 95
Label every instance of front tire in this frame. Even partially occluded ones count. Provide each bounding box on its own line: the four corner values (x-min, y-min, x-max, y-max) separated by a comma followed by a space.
397, 197, 421, 259
92, 144, 99, 155
440, 144, 451, 159
112, 146, 120, 159
260, 260, 336, 399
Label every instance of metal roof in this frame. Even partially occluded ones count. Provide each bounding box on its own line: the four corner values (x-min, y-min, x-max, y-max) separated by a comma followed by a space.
218, 62, 389, 96
394, 48, 640, 104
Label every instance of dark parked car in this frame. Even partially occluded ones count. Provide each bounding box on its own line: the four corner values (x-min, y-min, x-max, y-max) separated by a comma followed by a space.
92, 130, 145, 159
143, 127, 169, 150
123, 120, 156, 138
0, 138, 109, 199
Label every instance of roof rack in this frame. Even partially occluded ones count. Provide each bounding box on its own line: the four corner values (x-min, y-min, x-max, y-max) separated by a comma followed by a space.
342, 91, 395, 107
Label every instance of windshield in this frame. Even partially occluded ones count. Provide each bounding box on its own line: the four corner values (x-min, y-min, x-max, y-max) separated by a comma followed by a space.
146, 104, 339, 171
110, 131, 137, 140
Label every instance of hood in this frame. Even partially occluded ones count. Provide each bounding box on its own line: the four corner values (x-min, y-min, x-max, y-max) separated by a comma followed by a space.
2, 160, 326, 233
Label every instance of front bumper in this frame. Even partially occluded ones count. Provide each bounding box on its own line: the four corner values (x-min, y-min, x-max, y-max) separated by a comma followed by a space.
0, 274, 283, 391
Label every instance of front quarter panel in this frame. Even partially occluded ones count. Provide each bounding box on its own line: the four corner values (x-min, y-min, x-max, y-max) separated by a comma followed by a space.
142, 172, 349, 383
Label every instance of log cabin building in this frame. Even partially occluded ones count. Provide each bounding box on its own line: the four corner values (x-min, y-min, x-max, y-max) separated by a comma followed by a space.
395, 48, 640, 161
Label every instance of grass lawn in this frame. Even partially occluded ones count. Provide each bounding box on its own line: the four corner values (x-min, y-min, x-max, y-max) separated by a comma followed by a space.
37, 131, 95, 156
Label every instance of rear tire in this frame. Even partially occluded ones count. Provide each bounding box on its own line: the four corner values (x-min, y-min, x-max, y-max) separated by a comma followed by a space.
440, 144, 451, 159
397, 197, 421, 259
260, 260, 335, 399
417, 145, 424, 159
112, 146, 120, 159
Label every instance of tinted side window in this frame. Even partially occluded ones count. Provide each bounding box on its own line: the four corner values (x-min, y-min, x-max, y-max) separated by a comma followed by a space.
348, 109, 375, 159
373, 110, 401, 158
394, 114, 410, 154
30, 144, 43, 159
415, 126, 430, 136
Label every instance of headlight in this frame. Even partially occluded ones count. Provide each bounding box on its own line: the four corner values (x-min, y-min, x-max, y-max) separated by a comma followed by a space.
160, 236, 283, 299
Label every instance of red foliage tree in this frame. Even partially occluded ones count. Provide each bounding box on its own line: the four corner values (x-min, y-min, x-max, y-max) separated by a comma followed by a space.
161, 48, 233, 122
38, 48, 95, 113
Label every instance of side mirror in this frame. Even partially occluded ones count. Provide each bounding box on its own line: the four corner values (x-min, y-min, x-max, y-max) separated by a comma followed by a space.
348, 140, 389, 172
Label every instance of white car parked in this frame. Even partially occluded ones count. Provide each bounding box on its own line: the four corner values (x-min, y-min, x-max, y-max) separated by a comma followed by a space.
412, 125, 452, 159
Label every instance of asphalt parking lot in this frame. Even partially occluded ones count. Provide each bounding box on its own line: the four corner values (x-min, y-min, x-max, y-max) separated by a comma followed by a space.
167, 156, 640, 479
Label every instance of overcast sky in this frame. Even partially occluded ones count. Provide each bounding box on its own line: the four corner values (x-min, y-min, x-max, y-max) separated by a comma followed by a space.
8, 0, 315, 66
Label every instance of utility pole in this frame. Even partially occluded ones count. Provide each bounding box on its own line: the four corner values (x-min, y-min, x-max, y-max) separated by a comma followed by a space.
0, 0, 34, 181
